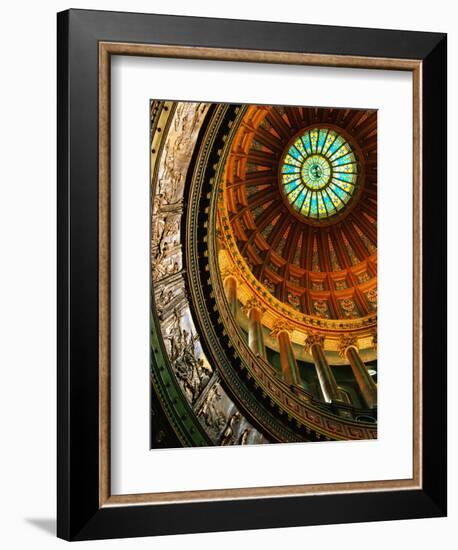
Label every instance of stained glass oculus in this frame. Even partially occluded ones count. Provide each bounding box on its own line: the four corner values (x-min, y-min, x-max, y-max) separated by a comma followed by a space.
281, 128, 359, 221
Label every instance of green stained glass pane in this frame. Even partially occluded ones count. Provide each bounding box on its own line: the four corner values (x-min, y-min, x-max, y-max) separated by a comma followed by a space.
322, 131, 337, 155
316, 193, 327, 218
302, 133, 312, 155
334, 172, 356, 184
283, 173, 300, 184
328, 136, 343, 156
288, 185, 302, 203
332, 178, 353, 194
317, 129, 328, 152
332, 152, 355, 166
301, 191, 312, 215
329, 182, 349, 203
282, 164, 299, 174
329, 144, 351, 163
294, 138, 306, 158
323, 193, 336, 214
310, 129, 319, 153
292, 189, 306, 211
309, 193, 318, 217
284, 154, 302, 168
285, 181, 301, 195
289, 146, 302, 161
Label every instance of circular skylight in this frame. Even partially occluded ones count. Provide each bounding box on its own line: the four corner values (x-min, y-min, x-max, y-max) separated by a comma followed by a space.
281, 128, 359, 221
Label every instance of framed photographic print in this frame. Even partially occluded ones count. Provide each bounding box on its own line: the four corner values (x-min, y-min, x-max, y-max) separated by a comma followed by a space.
57, 9, 447, 541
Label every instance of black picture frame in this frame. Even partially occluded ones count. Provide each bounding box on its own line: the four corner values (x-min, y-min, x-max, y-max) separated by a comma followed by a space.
57, 8, 447, 541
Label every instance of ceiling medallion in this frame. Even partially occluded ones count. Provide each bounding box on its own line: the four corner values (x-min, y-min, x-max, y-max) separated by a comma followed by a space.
280, 127, 359, 223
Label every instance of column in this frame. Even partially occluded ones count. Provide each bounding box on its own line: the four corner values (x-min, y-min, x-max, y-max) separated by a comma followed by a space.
242, 298, 267, 360
271, 321, 301, 386
304, 332, 340, 403
339, 335, 377, 409
223, 275, 238, 318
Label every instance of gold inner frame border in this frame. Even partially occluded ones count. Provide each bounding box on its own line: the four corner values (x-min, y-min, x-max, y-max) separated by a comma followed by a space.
98, 41, 422, 508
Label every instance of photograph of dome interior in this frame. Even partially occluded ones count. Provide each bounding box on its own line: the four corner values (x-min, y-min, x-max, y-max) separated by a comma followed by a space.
150, 100, 377, 449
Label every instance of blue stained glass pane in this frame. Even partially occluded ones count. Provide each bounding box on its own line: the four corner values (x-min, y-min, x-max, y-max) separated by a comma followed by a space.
318, 130, 327, 152
284, 154, 302, 168
285, 181, 301, 195
297, 189, 308, 210
294, 138, 306, 158
327, 187, 344, 209
310, 129, 319, 153
333, 163, 357, 174
302, 133, 312, 155
322, 131, 337, 155
301, 191, 312, 215
329, 183, 348, 202
293, 189, 307, 210
317, 193, 327, 217
289, 146, 302, 160
334, 172, 355, 183
283, 173, 300, 185
282, 164, 298, 174
328, 136, 343, 155
332, 153, 354, 166
323, 194, 336, 214
310, 193, 318, 216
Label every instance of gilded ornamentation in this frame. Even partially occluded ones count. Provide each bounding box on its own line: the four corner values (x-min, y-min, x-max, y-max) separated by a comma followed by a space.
262, 277, 276, 294
287, 293, 301, 309
304, 332, 325, 353
357, 271, 370, 283
241, 297, 266, 316
311, 280, 325, 291
313, 299, 329, 318
338, 334, 359, 357
367, 288, 377, 305
221, 266, 239, 282
340, 298, 358, 318
270, 320, 295, 338
334, 279, 348, 290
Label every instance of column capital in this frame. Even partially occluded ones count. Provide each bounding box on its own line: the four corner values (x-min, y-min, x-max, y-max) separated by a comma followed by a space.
304, 332, 325, 353
270, 319, 295, 338
241, 297, 266, 317
338, 334, 359, 357
221, 265, 239, 283
370, 329, 377, 351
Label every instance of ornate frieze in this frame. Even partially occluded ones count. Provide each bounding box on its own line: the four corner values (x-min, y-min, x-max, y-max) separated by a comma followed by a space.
151, 100, 269, 446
